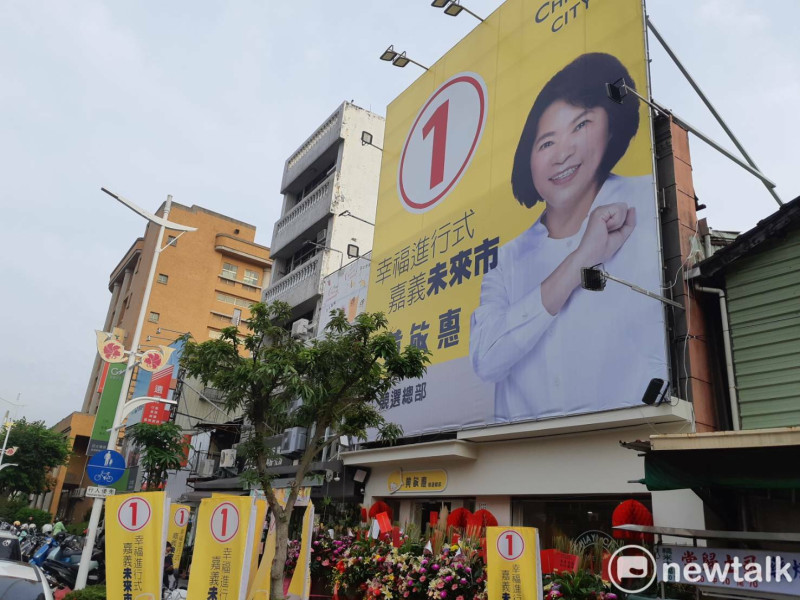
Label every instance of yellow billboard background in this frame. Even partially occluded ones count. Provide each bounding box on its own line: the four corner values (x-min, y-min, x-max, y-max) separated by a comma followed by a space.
106, 492, 168, 600
168, 504, 191, 574
367, 0, 663, 433
486, 526, 543, 600
187, 495, 256, 600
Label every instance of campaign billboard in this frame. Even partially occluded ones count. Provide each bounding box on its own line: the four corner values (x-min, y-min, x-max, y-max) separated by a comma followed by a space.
367, 0, 667, 435
317, 254, 372, 335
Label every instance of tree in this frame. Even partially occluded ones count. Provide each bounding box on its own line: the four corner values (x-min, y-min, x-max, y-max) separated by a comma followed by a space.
0, 418, 70, 496
182, 301, 428, 600
125, 421, 188, 489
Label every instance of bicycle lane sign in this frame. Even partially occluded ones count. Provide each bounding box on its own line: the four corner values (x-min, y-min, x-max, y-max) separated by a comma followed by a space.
86, 449, 126, 486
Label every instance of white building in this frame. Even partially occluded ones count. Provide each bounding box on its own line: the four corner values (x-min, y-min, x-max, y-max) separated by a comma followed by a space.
263, 101, 385, 332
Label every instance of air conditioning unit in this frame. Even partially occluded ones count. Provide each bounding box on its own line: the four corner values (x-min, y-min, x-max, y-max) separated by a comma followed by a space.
288, 397, 303, 415
291, 318, 310, 338
315, 229, 327, 245
219, 449, 237, 469
197, 458, 216, 478
279, 427, 308, 458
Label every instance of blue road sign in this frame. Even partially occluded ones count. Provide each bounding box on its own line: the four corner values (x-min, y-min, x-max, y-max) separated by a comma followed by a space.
86, 449, 126, 486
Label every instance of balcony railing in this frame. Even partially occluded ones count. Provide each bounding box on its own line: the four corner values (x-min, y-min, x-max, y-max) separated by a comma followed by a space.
275, 171, 335, 236
263, 253, 322, 303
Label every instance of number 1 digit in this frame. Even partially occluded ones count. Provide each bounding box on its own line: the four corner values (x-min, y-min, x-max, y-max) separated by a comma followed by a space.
130, 502, 138, 527
422, 100, 449, 189
505, 533, 513, 556
221, 507, 228, 537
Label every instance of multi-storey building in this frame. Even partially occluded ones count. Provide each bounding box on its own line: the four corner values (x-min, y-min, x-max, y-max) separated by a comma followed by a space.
82, 202, 272, 414
263, 101, 384, 331
37, 203, 273, 513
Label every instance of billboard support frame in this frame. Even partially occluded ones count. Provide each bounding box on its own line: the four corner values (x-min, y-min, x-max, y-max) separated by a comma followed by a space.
609, 82, 778, 190
645, 17, 783, 206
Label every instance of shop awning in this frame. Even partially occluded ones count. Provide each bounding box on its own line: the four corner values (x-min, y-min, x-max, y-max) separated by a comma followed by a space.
632, 428, 800, 491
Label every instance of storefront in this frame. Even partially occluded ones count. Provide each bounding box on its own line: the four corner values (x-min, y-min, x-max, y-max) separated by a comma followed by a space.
344, 402, 703, 546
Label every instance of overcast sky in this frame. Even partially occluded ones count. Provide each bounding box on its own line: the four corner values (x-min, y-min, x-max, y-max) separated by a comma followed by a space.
1, 0, 797, 425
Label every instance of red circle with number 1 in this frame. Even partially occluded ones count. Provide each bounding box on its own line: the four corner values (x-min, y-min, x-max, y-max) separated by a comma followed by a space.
118, 497, 152, 532
210, 502, 240, 543
398, 72, 488, 214
174, 507, 189, 527
496, 529, 525, 561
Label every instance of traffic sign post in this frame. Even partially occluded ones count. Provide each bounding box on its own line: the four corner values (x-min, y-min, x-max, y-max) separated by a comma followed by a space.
86, 449, 126, 486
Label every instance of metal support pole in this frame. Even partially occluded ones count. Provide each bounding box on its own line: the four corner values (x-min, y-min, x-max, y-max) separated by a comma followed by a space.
76, 194, 186, 589
621, 86, 778, 189
0, 412, 11, 468
646, 17, 783, 206
601, 271, 684, 310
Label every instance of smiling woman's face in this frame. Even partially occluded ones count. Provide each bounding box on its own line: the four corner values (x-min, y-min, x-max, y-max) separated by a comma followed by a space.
530, 100, 610, 213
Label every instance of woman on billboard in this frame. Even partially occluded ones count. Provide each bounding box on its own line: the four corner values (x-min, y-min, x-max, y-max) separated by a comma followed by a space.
470, 52, 666, 421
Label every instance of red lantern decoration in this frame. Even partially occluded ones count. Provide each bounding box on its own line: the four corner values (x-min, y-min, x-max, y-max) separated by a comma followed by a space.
468, 509, 498, 528
612, 499, 654, 542
369, 500, 393, 522
446, 507, 472, 530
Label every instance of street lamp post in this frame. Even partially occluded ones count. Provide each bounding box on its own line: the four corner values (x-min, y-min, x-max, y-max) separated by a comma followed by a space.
0, 412, 13, 468
75, 191, 196, 589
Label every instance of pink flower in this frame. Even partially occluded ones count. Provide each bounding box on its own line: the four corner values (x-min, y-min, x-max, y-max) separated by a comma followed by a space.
451, 584, 458, 590
440, 593, 447, 599
419, 576, 426, 582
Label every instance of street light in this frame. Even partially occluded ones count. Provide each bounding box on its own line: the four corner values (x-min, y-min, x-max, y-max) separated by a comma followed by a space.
75, 190, 196, 590
304, 240, 343, 270
338, 209, 375, 227
379, 47, 429, 71
360, 131, 383, 152
432, 0, 485, 21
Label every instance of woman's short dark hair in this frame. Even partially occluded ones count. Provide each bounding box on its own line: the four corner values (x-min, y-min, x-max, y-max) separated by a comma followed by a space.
510, 52, 640, 208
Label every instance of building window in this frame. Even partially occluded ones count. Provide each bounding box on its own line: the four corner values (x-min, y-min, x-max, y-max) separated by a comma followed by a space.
243, 269, 259, 286
232, 308, 242, 326
148, 312, 160, 323
167, 235, 177, 248
157, 274, 168, 285
221, 263, 238, 280
216, 292, 252, 309
208, 329, 223, 340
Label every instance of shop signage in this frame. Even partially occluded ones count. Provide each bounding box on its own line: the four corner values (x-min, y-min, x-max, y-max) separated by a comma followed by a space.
486, 526, 543, 600
574, 530, 616, 553
657, 545, 800, 596
387, 469, 447, 493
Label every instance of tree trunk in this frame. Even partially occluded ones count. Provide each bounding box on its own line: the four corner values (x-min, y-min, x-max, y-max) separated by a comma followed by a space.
270, 510, 290, 600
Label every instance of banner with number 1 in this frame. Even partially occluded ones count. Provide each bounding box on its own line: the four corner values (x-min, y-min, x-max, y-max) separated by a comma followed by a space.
187, 495, 257, 600
106, 491, 169, 600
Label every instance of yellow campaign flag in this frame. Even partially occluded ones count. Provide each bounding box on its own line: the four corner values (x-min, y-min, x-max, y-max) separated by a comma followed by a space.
246, 499, 268, 596
287, 501, 315, 600
168, 504, 191, 572
486, 527, 543, 600
247, 517, 276, 600
106, 492, 169, 600
187, 495, 257, 600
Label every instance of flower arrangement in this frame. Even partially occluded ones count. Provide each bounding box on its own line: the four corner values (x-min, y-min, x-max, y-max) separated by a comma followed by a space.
543, 570, 617, 600
284, 538, 301, 578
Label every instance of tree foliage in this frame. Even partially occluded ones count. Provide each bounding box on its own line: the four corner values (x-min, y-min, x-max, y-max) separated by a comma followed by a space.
0, 418, 70, 496
182, 301, 428, 600
125, 421, 188, 489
